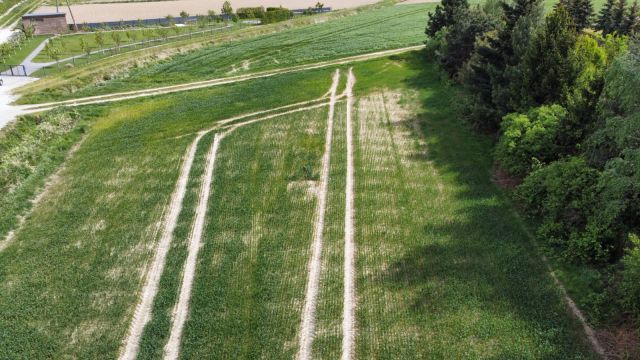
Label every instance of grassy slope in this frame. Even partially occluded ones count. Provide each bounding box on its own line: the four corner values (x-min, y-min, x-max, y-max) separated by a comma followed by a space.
0, 68, 332, 359
18, 3, 434, 103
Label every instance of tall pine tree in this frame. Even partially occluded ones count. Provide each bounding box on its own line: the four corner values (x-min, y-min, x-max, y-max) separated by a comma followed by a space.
597, 0, 617, 34
523, 4, 578, 105
612, 0, 629, 33
426, 0, 469, 36
625, 0, 640, 33
560, 0, 594, 30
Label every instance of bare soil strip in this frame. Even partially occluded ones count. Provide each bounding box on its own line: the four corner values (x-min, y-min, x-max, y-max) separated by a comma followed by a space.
119, 131, 206, 360
341, 68, 357, 360
164, 133, 223, 360
20, 45, 424, 111
297, 69, 341, 360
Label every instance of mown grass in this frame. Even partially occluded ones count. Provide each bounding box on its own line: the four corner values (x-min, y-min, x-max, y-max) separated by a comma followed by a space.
350, 53, 597, 358
32, 25, 226, 63
178, 107, 327, 359
0, 68, 333, 359
17, 3, 434, 103
1, 35, 47, 64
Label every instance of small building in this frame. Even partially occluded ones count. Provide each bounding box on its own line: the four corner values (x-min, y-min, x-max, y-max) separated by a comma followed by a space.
22, 13, 67, 35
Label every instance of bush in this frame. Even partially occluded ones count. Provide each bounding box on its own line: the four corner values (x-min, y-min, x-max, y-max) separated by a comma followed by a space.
620, 234, 640, 322
516, 157, 604, 262
261, 8, 294, 24
495, 104, 567, 177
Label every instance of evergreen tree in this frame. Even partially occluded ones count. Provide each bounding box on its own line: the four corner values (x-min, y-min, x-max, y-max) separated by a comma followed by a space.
523, 4, 578, 105
612, 0, 628, 33
597, 0, 616, 34
625, 1, 640, 33
426, 0, 469, 36
560, 0, 594, 30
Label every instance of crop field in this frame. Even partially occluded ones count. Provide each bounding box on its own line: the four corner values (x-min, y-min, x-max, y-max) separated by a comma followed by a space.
0, 49, 601, 358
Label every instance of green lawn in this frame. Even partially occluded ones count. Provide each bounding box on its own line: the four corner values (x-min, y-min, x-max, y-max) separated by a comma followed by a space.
32, 25, 225, 63
1, 35, 47, 65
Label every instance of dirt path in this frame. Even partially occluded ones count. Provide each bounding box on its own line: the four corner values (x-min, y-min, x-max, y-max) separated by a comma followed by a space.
164, 133, 223, 360
297, 69, 341, 360
20, 45, 424, 112
119, 131, 206, 360
342, 68, 357, 360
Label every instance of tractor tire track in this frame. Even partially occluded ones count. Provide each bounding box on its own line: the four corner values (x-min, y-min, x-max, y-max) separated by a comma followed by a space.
342, 68, 357, 360
297, 69, 341, 360
119, 130, 206, 360
19, 45, 424, 113
163, 133, 224, 360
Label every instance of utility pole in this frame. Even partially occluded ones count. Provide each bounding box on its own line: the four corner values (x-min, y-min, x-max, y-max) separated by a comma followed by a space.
56, 0, 59, 13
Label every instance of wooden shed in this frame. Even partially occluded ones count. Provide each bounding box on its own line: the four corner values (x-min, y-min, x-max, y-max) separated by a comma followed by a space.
22, 13, 67, 35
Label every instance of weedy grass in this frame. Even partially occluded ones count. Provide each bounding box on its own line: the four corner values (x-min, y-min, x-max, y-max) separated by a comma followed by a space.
0, 107, 95, 243
178, 107, 327, 359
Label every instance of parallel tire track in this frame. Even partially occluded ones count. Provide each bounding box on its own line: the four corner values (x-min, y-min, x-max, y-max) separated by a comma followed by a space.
342, 68, 357, 360
297, 69, 341, 360
164, 133, 224, 360
119, 131, 206, 360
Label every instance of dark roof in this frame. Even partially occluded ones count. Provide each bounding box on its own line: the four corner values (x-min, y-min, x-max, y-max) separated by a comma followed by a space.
23, 12, 66, 18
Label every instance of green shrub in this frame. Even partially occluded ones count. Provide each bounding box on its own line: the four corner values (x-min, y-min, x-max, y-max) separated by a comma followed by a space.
620, 234, 640, 322
261, 8, 294, 24
495, 104, 567, 177
516, 157, 605, 262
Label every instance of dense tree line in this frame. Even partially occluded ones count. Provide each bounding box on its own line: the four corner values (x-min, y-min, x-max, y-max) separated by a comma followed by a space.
426, 0, 639, 334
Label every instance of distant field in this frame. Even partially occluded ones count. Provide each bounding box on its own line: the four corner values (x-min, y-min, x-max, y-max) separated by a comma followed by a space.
19, 3, 433, 103
36, 0, 383, 19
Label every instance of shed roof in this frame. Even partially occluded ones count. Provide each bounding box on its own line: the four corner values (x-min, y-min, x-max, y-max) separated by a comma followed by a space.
23, 12, 66, 18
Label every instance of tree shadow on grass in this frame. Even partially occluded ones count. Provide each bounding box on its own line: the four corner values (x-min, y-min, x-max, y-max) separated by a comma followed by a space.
372, 51, 597, 358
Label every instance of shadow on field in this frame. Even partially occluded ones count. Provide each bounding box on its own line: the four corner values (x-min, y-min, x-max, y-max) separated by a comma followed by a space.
374, 51, 596, 358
